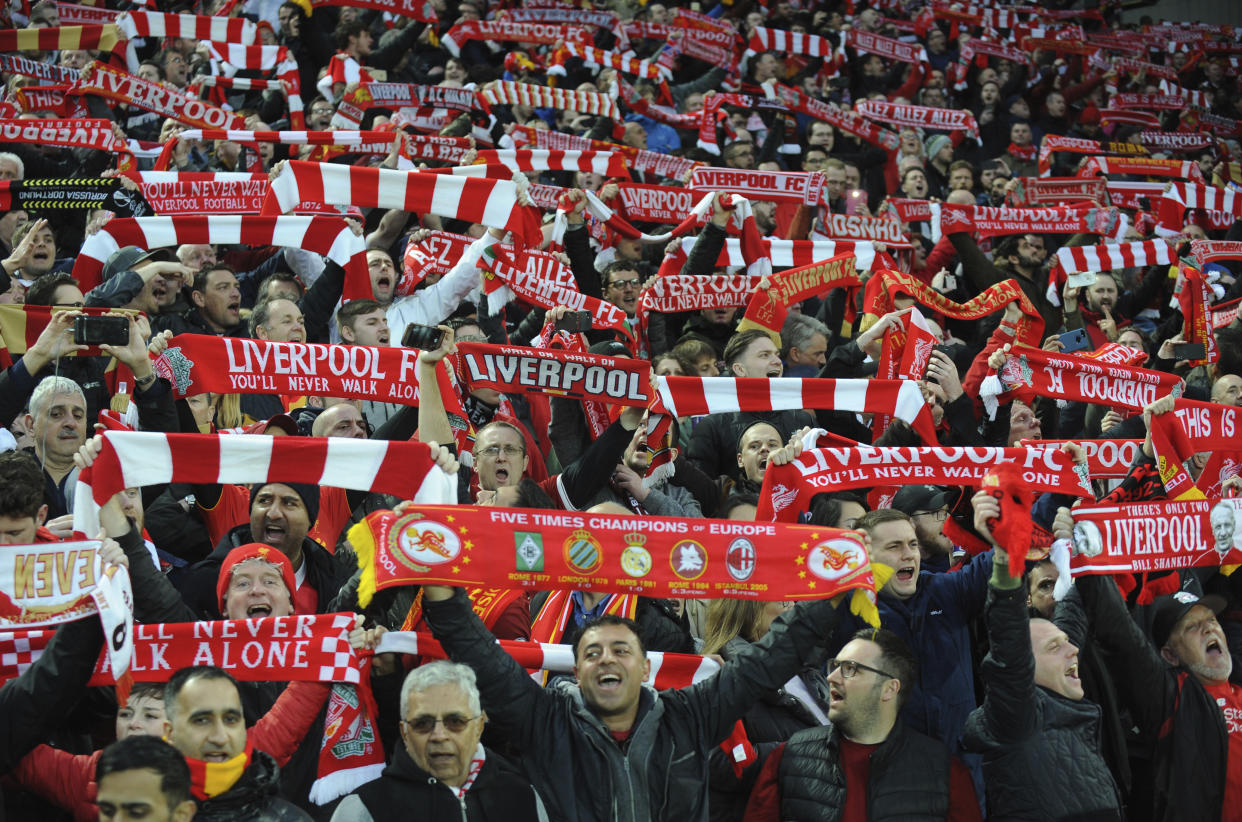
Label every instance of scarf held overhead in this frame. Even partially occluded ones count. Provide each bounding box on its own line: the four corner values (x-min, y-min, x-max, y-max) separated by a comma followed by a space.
348, 506, 883, 613
454, 342, 650, 407
1070, 498, 1242, 574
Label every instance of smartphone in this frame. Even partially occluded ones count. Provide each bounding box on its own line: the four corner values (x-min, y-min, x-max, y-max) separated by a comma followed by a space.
1058, 328, 1090, 353
1065, 271, 1098, 289
401, 323, 445, 350
1171, 342, 1207, 360
845, 189, 868, 214
73, 315, 130, 346
554, 310, 593, 333
940, 273, 958, 291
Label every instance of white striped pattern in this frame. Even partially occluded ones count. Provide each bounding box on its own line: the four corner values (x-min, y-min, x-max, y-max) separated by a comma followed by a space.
1054, 239, 1176, 277
119, 10, 255, 43
479, 81, 620, 121
749, 26, 834, 58
174, 129, 397, 146
481, 148, 621, 175
674, 237, 878, 272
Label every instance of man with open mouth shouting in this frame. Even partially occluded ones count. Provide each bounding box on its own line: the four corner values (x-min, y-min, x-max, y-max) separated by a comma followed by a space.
962, 492, 1123, 821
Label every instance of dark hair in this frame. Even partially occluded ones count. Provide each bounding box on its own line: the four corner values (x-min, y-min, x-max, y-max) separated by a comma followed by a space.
601, 259, 641, 290
337, 298, 385, 332
514, 477, 557, 510
855, 508, 913, 535
0, 451, 45, 519
336, 19, 368, 50
192, 263, 238, 294
138, 60, 164, 81
574, 614, 645, 661
163, 666, 238, 723
852, 627, 917, 708
723, 329, 774, 370
807, 490, 869, 528
24, 272, 79, 306
96, 736, 192, 808
126, 681, 166, 703
994, 235, 1022, 262
256, 270, 302, 301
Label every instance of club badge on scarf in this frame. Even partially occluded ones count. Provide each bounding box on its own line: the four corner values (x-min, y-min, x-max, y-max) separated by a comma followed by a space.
737, 253, 861, 338
980, 344, 1184, 419
1071, 498, 1242, 574
1150, 400, 1241, 499
349, 507, 882, 615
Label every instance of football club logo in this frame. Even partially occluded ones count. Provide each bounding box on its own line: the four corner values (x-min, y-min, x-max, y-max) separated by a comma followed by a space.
390, 513, 461, 572
726, 538, 756, 582
515, 532, 544, 572
999, 354, 1034, 390
670, 539, 708, 581
154, 346, 195, 396
564, 529, 603, 575
806, 538, 865, 583
620, 532, 652, 579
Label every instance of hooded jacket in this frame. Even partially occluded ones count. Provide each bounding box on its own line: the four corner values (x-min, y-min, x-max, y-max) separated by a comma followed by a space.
193, 751, 310, 822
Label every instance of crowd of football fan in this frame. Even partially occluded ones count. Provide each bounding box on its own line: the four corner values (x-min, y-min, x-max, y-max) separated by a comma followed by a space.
1, 0, 1241, 818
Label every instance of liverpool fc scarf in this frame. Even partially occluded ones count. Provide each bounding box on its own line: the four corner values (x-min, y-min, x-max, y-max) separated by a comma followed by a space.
262, 161, 543, 247
1027, 438, 1145, 479
331, 82, 476, 129
455, 342, 650, 407
76, 61, 244, 130
117, 10, 256, 42
980, 344, 1185, 418
763, 82, 900, 150
0, 54, 79, 83
154, 333, 464, 411
1157, 183, 1242, 233
1150, 399, 1241, 499
856, 100, 979, 141
310, 0, 437, 22
551, 42, 670, 81
1070, 498, 1242, 574
845, 28, 928, 66
1191, 240, 1242, 267
939, 203, 1126, 239
689, 167, 827, 207
529, 589, 637, 646
441, 20, 591, 56
1037, 134, 1149, 176
202, 43, 304, 128
1079, 155, 1202, 180
1139, 131, 1216, 152
71, 431, 456, 539
1047, 239, 1176, 305
1174, 266, 1219, 367
349, 507, 882, 621
0, 24, 122, 54
0, 118, 130, 166
758, 443, 1095, 522
1008, 177, 1107, 207
737, 253, 861, 338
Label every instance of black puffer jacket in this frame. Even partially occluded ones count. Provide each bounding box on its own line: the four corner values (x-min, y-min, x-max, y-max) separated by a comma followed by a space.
334, 742, 549, 821
193, 751, 310, 822
422, 587, 843, 822
962, 583, 1123, 821
529, 592, 694, 654
708, 637, 831, 822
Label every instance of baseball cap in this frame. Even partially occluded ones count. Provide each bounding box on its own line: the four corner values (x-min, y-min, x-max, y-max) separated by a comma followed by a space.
891, 485, 950, 515
1150, 589, 1226, 650
244, 413, 299, 436
102, 245, 175, 281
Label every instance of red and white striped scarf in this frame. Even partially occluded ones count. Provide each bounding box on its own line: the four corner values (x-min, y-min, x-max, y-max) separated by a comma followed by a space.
478, 80, 621, 121
659, 237, 878, 274
72, 215, 367, 295
473, 148, 628, 177
321, 52, 372, 97
652, 377, 938, 444
1098, 109, 1162, 129
1048, 239, 1176, 305
856, 99, 978, 141
748, 26, 836, 59
205, 42, 303, 128
309, 0, 437, 22
552, 42, 670, 81
0, 23, 122, 54
1158, 183, 1242, 233
1192, 240, 1242, 268
959, 38, 1031, 68
615, 77, 703, 132
263, 161, 543, 247
118, 10, 255, 42
153, 129, 402, 170
374, 628, 719, 688
72, 431, 456, 539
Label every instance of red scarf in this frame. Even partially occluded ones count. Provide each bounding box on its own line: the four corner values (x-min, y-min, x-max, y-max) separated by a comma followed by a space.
1006, 143, 1038, 162
939, 202, 1123, 238
348, 507, 882, 614
75, 61, 243, 130
1175, 266, 1219, 367
477, 80, 619, 120
982, 344, 1184, 419
1151, 400, 1241, 499
737, 253, 861, 338
856, 99, 979, 141
1070, 498, 1242, 574
759, 443, 1094, 521
455, 342, 650, 408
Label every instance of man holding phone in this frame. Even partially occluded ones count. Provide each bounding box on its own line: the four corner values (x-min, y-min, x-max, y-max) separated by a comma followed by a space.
1062, 266, 1165, 350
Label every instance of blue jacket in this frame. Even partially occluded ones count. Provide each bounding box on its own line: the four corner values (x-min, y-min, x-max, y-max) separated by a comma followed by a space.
833, 551, 993, 793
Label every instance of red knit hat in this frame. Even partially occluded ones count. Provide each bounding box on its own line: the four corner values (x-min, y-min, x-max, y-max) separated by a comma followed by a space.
216, 543, 297, 615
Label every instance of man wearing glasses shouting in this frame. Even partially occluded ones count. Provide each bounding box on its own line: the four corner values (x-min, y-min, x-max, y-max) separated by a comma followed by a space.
745, 629, 981, 820
332, 660, 550, 820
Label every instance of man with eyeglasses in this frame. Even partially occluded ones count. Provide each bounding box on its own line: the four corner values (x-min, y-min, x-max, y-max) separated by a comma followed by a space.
601, 261, 642, 318
332, 660, 549, 820
892, 485, 962, 573
829, 508, 994, 806
745, 628, 980, 820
